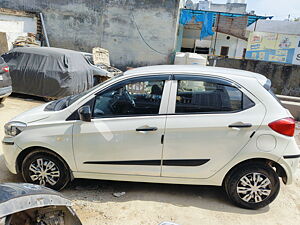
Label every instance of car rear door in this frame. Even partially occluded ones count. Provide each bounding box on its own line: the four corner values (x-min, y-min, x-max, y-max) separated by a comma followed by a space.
161, 75, 266, 179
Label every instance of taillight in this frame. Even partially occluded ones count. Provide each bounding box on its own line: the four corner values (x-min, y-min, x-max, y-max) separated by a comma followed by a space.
268, 117, 295, 137
2, 66, 9, 73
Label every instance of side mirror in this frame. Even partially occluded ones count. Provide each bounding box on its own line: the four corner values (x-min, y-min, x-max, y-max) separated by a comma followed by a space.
78, 106, 92, 122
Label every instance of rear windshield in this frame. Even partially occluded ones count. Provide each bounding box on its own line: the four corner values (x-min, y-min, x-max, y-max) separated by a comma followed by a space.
0, 57, 4, 64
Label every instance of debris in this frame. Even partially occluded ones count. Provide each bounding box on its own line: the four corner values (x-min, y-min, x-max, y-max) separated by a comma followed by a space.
93, 47, 110, 66
92, 47, 123, 77
13, 32, 40, 48
113, 192, 126, 198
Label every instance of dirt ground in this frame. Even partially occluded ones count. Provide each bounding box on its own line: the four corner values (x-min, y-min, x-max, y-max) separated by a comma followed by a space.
0, 95, 300, 225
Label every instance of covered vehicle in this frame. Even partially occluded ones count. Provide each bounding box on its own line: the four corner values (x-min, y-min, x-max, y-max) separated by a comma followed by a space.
0, 183, 82, 225
1, 47, 110, 100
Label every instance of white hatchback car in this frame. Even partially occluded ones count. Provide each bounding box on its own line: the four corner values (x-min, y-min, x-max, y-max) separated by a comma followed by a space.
2, 65, 300, 209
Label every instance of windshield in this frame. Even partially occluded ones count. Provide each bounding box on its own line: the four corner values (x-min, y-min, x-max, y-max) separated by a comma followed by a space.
44, 74, 123, 111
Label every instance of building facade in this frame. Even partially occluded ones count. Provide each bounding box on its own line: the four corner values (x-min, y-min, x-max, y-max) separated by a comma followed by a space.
193, 0, 247, 14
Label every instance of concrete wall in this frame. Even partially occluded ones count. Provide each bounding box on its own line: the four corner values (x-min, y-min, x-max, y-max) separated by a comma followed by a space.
210, 33, 247, 58
208, 58, 300, 97
2, 0, 180, 70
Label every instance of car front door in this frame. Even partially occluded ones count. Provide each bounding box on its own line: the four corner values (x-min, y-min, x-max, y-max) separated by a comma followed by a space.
73, 75, 171, 176
161, 75, 266, 179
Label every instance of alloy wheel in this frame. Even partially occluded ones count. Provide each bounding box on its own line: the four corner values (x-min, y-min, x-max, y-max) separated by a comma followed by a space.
28, 158, 61, 186
237, 172, 272, 203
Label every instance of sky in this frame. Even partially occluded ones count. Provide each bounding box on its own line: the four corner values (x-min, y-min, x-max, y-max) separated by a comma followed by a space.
191, 0, 300, 20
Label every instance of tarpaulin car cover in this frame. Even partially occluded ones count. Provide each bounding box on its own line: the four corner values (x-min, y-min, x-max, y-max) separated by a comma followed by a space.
2, 47, 109, 98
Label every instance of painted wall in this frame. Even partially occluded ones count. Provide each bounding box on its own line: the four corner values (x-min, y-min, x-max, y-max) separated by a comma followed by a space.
246, 31, 300, 65
210, 32, 247, 58
1, 0, 180, 70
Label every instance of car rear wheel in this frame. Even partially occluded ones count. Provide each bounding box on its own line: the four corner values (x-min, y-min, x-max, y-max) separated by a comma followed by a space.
21, 150, 70, 191
224, 163, 280, 209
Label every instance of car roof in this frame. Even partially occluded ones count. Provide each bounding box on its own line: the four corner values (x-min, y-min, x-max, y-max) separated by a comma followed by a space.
7, 47, 83, 57
124, 65, 267, 84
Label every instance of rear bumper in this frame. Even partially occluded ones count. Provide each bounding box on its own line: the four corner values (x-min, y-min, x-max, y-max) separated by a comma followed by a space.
278, 156, 299, 185
0, 86, 12, 98
278, 140, 300, 185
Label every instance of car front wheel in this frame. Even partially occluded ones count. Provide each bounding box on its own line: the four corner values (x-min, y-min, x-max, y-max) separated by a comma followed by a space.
21, 150, 70, 191
224, 163, 280, 209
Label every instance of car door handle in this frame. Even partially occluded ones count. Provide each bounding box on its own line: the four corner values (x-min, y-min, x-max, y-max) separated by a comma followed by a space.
228, 123, 252, 128
136, 127, 158, 132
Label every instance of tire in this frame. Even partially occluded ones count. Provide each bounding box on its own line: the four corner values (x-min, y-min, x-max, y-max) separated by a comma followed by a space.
224, 162, 280, 209
0, 97, 6, 104
21, 150, 71, 191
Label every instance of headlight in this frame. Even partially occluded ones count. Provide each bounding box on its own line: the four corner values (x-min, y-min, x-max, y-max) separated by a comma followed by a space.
4, 122, 27, 137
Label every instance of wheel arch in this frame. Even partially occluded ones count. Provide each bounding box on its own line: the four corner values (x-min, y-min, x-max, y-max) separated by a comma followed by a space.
16, 146, 74, 180
222, 158, 288, 186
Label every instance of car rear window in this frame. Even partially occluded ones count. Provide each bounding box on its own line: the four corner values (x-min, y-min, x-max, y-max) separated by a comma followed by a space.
263, 79, 282, 105
175, 80, 255, 113
0, 57, 4, 64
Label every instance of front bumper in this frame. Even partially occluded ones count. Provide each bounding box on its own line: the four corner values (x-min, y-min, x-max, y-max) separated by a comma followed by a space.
2, 137, 21, 174
0, 86, 12, 98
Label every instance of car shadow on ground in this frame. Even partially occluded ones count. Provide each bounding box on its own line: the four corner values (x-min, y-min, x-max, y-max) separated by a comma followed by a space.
62, 178, 269, 215
0, 154, 270, 215
9, 93, 45, 102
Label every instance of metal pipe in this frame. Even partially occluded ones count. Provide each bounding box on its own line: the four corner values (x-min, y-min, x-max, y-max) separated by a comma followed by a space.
39, 13, 50, 47
254, 20, 258, 31
213, 13, 220, 55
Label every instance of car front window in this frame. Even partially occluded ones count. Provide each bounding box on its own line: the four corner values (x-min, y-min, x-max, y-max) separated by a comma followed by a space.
93, 79, 165, 117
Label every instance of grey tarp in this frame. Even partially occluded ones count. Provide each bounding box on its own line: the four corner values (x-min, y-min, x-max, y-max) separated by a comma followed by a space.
2, 47, 109, 98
